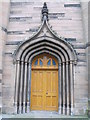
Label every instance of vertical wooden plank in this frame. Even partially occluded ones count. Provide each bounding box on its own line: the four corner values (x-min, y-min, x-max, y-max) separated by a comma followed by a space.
57, 70, 59, 111
51, 71, 52, 108
44, 70, 46, 110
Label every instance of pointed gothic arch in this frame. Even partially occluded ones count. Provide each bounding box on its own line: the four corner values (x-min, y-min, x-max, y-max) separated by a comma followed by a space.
13, 2, 77, 115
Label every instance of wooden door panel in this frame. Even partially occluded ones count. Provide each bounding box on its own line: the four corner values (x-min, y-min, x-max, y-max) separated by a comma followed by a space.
32, 95, 37, 106
46, 71, 51, 92
52, 96, 57, 106
32, 71, 37, 91
37, 95, 43, 107
46, 96, 52, 107
31, 95, 43, 110
38, 71, 43, 92
52, 71, 57, 92
45, 70, 58, 111
31, 70, 58, 111
31, 70, 44, 110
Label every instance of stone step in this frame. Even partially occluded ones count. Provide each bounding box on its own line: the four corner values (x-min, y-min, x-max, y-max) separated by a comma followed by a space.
2, 113, 89, 120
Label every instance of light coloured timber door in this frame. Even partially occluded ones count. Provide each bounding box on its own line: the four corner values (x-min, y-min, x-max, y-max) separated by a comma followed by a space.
31, 53, 58, 111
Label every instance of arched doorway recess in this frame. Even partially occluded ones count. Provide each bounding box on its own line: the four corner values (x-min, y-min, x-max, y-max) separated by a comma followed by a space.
13, 2, 77, 115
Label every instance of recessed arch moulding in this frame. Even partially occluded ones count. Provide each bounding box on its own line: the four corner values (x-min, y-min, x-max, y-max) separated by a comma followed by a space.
13, 2, 77, 115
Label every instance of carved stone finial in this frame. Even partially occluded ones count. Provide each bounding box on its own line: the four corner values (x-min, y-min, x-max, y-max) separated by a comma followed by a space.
42, 2, 48, 21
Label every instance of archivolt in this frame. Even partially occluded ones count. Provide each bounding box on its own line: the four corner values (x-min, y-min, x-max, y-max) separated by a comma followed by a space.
14, 36, 76, 115
14, 37, 76, 62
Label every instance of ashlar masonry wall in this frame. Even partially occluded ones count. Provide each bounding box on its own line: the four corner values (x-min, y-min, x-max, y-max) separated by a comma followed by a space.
1, 0, 10, 114
2, 0, 88, 115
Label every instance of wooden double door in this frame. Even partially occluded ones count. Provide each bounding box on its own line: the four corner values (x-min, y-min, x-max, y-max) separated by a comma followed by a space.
31, 54, 58, 111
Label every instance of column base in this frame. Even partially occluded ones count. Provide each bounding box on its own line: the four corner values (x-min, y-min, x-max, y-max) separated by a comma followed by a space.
58, 106, 61, 114
27, 102, 30, 113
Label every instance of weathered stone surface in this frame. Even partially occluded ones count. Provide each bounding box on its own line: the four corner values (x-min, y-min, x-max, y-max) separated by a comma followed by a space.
1, 0, 89, 117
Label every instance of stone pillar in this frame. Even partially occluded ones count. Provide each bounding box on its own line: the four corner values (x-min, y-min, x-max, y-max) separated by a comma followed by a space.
66, 61, 69, 115
58, 63, 61, 114
27, 63, 31, 113
23, 62, 28, 113
14, 60, 20, 114
70, 61, 74, 115
61, 63, 63, 114
19, 61, 24, 114
21, 61, 26, 114
17, 61, 21, 114
13, 62, 16, 112
14, 61, 18, 113
63, 62, 65, 115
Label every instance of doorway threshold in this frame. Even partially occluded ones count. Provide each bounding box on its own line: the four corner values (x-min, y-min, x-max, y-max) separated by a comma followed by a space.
2, 111, 88, 119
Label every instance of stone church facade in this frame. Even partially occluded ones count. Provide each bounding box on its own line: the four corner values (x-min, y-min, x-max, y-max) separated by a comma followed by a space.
1, 0, 90, 117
